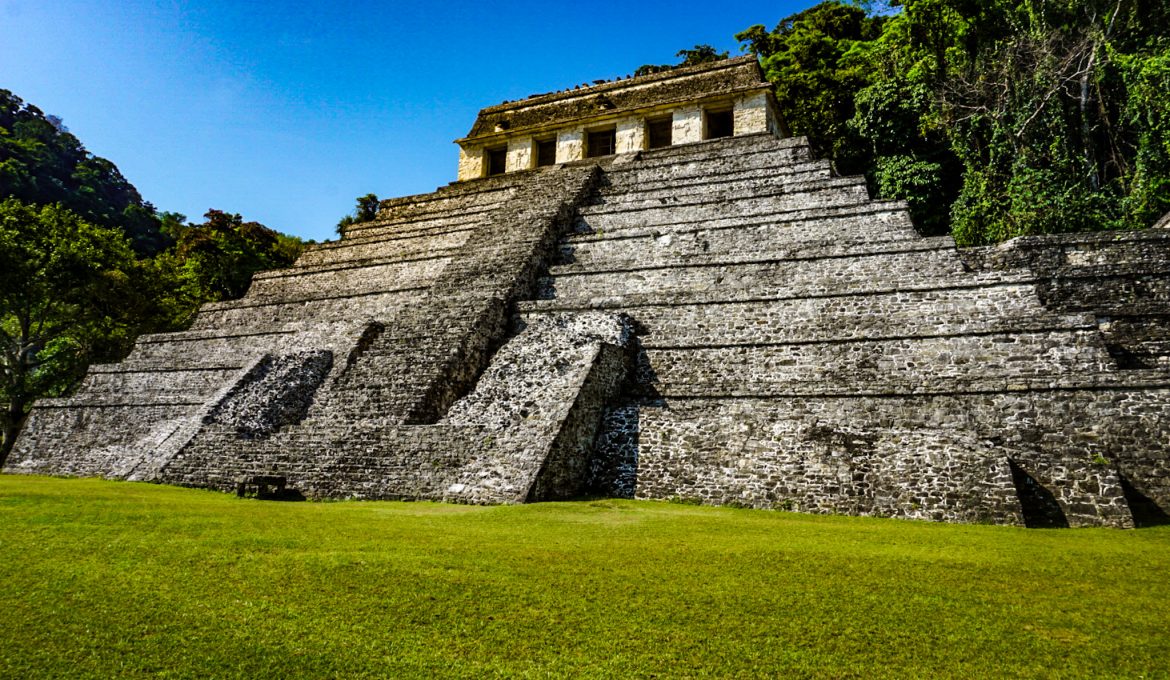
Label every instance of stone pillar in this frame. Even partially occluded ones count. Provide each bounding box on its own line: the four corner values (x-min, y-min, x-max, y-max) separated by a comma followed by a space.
556, 128, 585, 163
672, 107, 703, 145
734, 93, 773, 136
615, 117, 646, 154
506, 137, 535, 172
457, 146, 485, 181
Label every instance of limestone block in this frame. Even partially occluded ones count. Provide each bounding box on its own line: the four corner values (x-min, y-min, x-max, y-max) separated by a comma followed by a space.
734, 92, 772, 136
615, 117, 646, 154
506, 137, 535, 172
673, 107, 703, 144
458, 146, 484, 181
556, 128, 585, 163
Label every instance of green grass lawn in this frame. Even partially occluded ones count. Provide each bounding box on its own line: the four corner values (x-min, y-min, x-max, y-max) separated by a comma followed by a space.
1, 476, 1167, 679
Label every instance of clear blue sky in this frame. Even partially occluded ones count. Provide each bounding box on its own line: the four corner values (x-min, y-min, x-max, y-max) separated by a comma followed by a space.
1, 0, 819, 242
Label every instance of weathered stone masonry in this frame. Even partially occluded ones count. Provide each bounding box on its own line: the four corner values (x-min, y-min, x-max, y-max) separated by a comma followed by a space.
7, 57, 1170, 527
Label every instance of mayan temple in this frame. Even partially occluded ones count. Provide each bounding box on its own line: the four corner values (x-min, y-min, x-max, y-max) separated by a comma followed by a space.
8, 57, 1170, 527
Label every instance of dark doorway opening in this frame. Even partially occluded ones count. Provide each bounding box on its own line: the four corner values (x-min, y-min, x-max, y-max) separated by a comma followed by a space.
647, 117, 673, 149
487, 146, 507, 176
586, 128, 617, 158
536, 139, 557, 167
705, 109, 734, 139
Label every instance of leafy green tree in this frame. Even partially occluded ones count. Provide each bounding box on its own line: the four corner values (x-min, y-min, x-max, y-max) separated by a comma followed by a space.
737, 2, 886, 172
336, 193, 380, 236
737, 0, 1170, 243
168, 209, 304, 303
0, 199, 139, 463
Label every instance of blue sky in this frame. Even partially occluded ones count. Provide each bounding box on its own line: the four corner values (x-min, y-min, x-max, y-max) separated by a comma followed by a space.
1, 0, 820, 242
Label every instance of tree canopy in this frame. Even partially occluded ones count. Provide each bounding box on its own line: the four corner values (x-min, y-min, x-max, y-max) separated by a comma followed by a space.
0, 90, 169, 254
740, 0, 1170, 243
0, 199, 140, 460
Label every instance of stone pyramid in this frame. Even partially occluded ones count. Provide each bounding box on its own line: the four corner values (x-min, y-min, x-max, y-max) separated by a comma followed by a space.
9, 57, 1170, 527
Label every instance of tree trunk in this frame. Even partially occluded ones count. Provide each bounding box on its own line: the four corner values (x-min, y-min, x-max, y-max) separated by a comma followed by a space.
0, 402, 28, 469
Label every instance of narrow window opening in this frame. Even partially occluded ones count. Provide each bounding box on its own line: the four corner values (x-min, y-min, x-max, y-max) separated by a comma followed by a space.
586, 128, 617, 158
536, 138, 557, 167
487, 146, 507, 176
705, 109, 734, 140
647, 117, 673, 149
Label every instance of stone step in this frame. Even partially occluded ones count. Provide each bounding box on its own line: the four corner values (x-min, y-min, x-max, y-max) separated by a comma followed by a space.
188, 289, 426, 331
246, 255, 452, 303
522, 269, 1036, 313
651, 369, 1170, 398
542, 247, 977, 302
258, 250, 456, 280
575, 185, 875, 234
521, 283, 1092, 348
639, 329, 1114, 392
76, 364, 244, 398
341, 207, 494, 242
363, 184, 515, 226
297, 229, 473, 268
587, 167, 846, 210
565, 203, 919, 249
597, 153, 829, 192
620, 132, 812, 166
558, 233, 953, 273
579, 175, 870, 216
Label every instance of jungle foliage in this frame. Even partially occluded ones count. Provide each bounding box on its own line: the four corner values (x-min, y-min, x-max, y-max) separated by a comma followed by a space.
739, 0, 1170, 243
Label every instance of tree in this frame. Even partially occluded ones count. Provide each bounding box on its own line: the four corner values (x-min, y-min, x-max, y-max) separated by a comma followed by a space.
736, 0, 1170, 243
737, 2, 887, 173
0, 199, 138, 463
335, 193, 380, 236
169, 209, 304, 303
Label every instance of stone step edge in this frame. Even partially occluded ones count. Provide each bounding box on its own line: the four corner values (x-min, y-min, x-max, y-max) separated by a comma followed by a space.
591, 164, 834, 200
554, 236, 958, 276
520, 273, 1040, 311
519, 317, 1099, 350
571, 199, 909, 238
596, 158, 831, 193
87, 363, 247, 375
31, 397, 207, 409
255, 250, 457, 281
547, 237, 960, 278
636, 323, 1101, 351
652, 372, 1170, 399
577, 176, 870, 217
565, 202, 915, 244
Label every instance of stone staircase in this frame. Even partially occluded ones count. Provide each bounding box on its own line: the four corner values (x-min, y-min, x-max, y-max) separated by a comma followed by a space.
523, 134, 1170, 527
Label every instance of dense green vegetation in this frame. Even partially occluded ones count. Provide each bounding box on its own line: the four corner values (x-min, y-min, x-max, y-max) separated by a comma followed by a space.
0, 476, 1167, 678
739, 0, 1170, 242
0, 93, 305, 463
0, 90, 168, 255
